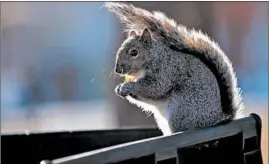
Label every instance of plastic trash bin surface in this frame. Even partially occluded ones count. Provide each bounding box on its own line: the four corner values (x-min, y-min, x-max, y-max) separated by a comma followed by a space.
1, 113, 263, 164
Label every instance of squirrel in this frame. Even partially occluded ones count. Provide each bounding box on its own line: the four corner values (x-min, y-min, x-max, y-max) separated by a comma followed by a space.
105, 2, 247, 135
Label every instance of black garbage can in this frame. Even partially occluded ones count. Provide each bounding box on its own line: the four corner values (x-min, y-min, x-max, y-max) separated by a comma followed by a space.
2, 113, 263, 164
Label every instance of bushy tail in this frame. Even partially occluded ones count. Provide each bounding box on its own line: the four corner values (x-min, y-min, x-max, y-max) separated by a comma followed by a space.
104, 2, 182, 48
104, 2, 244, 117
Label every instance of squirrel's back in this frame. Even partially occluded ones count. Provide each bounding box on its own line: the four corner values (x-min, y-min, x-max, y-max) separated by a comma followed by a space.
105, 2, 245, 119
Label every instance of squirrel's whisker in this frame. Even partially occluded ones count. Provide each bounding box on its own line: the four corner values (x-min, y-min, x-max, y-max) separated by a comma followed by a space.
108, 71, 113, 78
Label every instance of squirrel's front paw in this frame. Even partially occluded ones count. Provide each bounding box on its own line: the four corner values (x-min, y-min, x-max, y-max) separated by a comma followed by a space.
115, 82, 134, 98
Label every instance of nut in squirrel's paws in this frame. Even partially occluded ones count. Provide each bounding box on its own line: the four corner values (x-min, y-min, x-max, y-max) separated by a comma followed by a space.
124, 73, 137, 82
115, 82, 134, 98
115, 71, 144, 98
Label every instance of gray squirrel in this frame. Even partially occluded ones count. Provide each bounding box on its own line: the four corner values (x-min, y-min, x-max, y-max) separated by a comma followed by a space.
105, 2, 247, 135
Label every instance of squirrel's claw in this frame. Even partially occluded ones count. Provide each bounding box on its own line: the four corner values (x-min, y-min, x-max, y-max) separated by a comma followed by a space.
115, 84, 124, 97
115, 82, 134, 98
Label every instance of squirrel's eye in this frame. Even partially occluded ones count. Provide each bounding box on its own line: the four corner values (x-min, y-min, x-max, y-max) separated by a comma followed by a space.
130, 49, 138, 57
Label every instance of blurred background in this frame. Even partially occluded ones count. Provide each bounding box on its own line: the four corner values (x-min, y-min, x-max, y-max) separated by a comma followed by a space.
1, 2, 268, 162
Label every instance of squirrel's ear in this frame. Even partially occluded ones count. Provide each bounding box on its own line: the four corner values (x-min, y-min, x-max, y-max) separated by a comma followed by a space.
129, 30, 137, 37
140, 29, 152, 49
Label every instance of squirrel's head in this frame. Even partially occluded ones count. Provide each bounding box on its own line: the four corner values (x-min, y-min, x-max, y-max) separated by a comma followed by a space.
114, 28, 153, 76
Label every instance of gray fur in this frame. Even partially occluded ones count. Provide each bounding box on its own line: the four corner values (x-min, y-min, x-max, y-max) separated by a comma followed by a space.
105, 2, 247, 135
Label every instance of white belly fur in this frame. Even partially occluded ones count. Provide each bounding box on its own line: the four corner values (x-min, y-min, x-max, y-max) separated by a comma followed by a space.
126, 95, 172, 135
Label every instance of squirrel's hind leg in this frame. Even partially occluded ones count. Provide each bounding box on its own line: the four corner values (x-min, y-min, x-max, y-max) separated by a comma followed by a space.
126, 95, 173, 136
153, 111, 173, 136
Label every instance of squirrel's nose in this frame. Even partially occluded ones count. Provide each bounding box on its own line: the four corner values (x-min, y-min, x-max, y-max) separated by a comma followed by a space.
115, 67, 121, 74
115, 64, 125, 74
